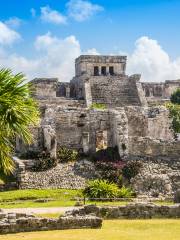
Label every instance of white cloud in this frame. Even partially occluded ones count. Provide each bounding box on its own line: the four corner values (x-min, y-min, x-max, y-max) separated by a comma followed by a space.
67, 0, 104, 21
127, 36, 180, 82
40, 6, 67, 24
31, 8, 36, 18
0, 33, 81, 81
0, 34, 180, 83
5, 17, 22, 28
0, 21, 21, 45
84, 48, 100, 55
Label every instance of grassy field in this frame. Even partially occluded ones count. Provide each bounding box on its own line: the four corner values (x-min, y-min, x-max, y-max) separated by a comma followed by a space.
1, 219, 180, 240
0, 189, 174, 208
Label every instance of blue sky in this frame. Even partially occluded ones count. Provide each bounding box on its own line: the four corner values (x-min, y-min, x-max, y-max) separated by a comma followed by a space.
0, 0, 180, 82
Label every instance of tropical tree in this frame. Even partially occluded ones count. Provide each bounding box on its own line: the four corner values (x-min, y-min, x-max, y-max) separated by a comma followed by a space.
0, 69, 39, 173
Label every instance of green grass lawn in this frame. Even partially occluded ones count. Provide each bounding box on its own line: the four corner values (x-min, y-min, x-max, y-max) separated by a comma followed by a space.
1, 220, 180, 240
0, 189, 174, 208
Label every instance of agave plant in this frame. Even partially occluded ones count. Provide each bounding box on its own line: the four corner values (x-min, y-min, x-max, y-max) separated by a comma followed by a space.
0, 69, 39, 173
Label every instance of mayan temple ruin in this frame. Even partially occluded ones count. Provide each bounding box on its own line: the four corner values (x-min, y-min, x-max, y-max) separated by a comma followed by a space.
14, 55, 180, 198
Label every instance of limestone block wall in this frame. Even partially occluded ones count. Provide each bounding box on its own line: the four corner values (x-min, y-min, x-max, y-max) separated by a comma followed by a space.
142, 80, 180, 102
31, 78, 58, 99
69, 203, 180, 219
89, 75, 141, 107
0, 211, 102, 234
125, 106, 174, 141
128, 137, 180, 158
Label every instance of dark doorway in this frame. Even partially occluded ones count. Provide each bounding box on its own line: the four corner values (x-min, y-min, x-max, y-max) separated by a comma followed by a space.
101, 66, 106, 75
94, 66, 99, 76
109, 66, 114, 75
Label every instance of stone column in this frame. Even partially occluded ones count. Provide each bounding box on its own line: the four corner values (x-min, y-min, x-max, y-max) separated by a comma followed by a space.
82, 132, 90, 154
43, 126, 57, 159
66, 86, 70, 98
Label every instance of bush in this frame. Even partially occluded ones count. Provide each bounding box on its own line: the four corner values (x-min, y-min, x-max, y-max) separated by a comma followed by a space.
166, 103, 180, 134
57, 147, 78, 162
33, 152, 57, 171
122, 160, 142, 181
118, 186, 134, 198
95, 161, 125, 187
90, 103, 107, 110
170, 88, 180, 104
83, 179, 119, 198
19, 150, 40, 160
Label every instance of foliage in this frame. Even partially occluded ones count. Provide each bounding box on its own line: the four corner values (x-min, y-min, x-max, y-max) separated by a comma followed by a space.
83, 179, 120, 198
90, 103, 107, 110
166, 102, 180, 134
83, 179, 134, 199
0, 69, 39, 173
0, 169, 16, 185
118, 186, 135, 198
170, 88, 180, 104
122, 160, 142, 181
57, 147, 78, 162
91, 146, 121, 162
19, 150, 40, 160
95, 161, 125, 187
32, 152, 57, 171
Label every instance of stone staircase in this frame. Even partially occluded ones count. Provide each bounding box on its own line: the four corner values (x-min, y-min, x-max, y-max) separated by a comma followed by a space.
91, 76, 141, 107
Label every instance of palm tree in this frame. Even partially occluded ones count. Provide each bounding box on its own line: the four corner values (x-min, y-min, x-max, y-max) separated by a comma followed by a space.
0, 69, 39, 173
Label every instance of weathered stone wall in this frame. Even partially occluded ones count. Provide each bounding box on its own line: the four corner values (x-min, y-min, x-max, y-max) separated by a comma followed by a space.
69, 203, 180, 219
90, 75, 141, 107
0, 210, 102, 234
125, 106, 174, 141
128, 137, 180, 158
141, 80, 180, 103
32, 78, 58, 98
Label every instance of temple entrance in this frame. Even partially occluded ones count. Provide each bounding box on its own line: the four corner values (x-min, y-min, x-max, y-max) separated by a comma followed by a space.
96, 130, 108, 151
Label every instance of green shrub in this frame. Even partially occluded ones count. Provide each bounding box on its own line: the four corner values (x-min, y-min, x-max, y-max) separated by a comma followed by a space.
83, 179, 119, 198
57, 147, 78, 162
118, 186, 134, 198
90, 103, 107, 110
166, 103, 180, 134
19, 150, 40, 160
122, 160, 142, 181
33, 152, 57, 171
170, 88, 180, 104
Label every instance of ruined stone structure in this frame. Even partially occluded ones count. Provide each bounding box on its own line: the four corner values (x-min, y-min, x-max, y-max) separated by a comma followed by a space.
68, 203, 180, 219
0, 209, 102, 234
15, 55, 180, 196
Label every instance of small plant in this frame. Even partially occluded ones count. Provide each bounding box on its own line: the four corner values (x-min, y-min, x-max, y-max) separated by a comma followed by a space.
166, 103, 180, 134
118, 186, 134, 198
90, 103, 107, 110
122, 160, 142, 181
33, 152, 57, 171
57, 147, 78, 162
170, 88, 180, 104
83, 179, 119, 198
